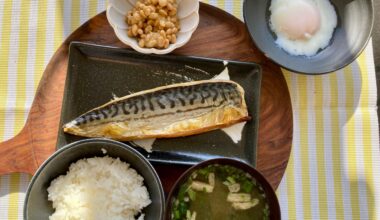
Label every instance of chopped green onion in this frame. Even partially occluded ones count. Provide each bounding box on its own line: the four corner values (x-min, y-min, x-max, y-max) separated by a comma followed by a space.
241, 181, 253, 193
263, 206, 270, 217
188, 188, 196, 201
223, 181, 230, 186
175, 210, 180, 219
198, 169, 207, 176
227, 176, 236, 184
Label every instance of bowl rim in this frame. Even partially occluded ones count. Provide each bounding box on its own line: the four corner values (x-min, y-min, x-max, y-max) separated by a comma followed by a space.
165, 157, 281, 219
23, 138, 165, 220
242, 0, 374, 75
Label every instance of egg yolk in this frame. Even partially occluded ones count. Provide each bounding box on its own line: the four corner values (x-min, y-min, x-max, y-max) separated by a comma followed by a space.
271, 1, 321, 40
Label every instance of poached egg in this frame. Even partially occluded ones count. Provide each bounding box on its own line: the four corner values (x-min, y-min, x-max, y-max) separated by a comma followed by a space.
269, 0, 337, 56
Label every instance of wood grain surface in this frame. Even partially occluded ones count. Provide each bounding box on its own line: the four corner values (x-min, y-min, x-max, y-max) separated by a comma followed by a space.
0, 3, 292, 191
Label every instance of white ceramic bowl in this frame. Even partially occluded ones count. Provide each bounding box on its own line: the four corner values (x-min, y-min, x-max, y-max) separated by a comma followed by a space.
107, 0, 200, 54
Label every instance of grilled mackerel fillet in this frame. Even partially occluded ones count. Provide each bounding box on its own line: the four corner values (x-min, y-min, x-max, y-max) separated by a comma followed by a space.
63, 80, 249, 140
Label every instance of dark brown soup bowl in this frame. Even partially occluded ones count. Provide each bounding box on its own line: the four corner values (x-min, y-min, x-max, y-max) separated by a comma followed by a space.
166, 158, 281, 220
243, 0, 374, 74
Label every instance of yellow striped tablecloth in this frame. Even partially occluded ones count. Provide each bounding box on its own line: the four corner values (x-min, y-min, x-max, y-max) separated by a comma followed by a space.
0, 0, 379, 219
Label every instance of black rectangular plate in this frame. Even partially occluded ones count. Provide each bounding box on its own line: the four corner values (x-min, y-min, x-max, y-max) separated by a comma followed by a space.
57, 42, 262, 166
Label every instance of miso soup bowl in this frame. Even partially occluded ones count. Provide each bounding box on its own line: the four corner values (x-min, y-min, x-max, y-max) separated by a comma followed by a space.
165, 158, 281, 219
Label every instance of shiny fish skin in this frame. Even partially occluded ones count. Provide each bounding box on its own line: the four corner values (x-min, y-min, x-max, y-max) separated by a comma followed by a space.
63, 80, 249, 140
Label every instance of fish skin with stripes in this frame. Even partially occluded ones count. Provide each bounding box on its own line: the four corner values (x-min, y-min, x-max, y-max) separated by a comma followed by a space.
63, 80, 250, 141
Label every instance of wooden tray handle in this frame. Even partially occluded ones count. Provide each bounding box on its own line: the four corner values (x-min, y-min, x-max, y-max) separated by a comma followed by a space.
0, 126, 37, 175
0, 45, 68, 176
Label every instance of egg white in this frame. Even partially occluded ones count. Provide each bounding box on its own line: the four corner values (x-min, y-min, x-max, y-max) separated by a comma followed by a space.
269, 0, 337, 56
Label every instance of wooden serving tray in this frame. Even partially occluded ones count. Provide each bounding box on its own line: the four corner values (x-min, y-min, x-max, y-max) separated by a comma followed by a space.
0, 3, 292, 191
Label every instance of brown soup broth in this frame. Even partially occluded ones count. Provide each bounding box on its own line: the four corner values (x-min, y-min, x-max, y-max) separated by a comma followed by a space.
171, 164, 270, 220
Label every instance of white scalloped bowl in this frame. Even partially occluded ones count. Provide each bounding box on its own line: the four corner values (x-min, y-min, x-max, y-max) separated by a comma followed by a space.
107, 0, 199, 54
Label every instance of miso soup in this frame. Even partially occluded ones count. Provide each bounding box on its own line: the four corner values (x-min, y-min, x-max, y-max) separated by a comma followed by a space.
171, 164, 270, 220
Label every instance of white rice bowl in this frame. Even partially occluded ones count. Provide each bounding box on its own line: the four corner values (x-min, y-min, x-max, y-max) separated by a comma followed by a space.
47, 156, 151, 220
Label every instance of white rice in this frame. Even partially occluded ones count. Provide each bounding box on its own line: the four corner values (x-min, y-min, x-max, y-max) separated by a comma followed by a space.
47, 156, 151, 220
